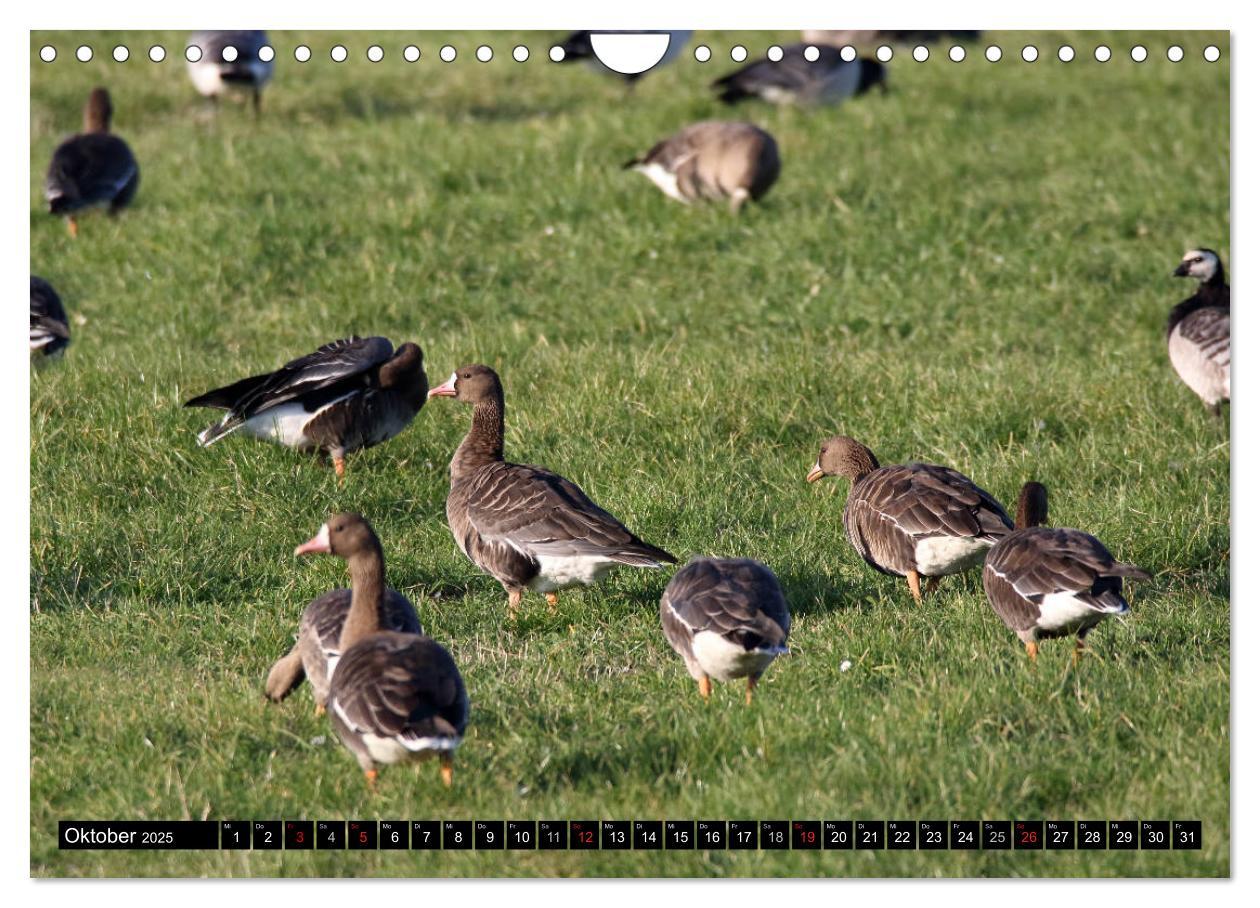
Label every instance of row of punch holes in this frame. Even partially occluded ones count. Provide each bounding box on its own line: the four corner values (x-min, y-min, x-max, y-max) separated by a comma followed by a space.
39, 41, 1224, 65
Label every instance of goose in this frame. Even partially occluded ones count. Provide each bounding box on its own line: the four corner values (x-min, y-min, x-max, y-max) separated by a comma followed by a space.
660, 557, 791, 704
186, 31, 274, 114
624, 121, 780, 213
983, 482, 1150, 663
1169, 248, 1230, 414
265, 530, 422, 715
712, 43, 886, 106
801, 30, 981, 49
30, 276, 70, 357
427, 364, 677, 613
44, 88, 140, 238
806, 435, 1013, 603
293, 514, 467, 788
184, 336, 427, 477
555, 30, 692, 84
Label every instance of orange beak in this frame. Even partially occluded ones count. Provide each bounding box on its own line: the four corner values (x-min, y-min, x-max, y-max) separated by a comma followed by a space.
427, 372, 457, 399
294, 523, 331, 557
806, 462, 825, 483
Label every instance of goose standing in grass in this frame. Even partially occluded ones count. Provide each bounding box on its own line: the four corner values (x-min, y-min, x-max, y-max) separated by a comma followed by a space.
184, 336, 427, 478
292, 514, 467, 788
44, 88, 139, 238
801, 30, 981, 49
186, 31, 274, 114
624, 121, 780, 212
427, 365, 677, 614
711, 44, 886, 106
1169, 248, 1230, 414
806, 436, 1013, 604
555, 30, 692, 84
660, 557, 791, 704
265, 531, 422, 715
30, 276, 70, 357
983, 482, 1150, 663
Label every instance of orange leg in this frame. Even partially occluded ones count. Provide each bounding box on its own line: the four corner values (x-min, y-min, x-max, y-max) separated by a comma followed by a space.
333, 456, 346, 479
364, 768, 378, 791
314, 702, 326, 718
545, 592, 559, 609
1073, 637, 1086, 666
698, 675, 712, 701
745, 676, 758, 706
440, 753, 453, 788
507, 589, 522, 614
907, 570, 923, 605
1025, 640, 1039, 663
923, 576, 942, 598
67, 217, 79, 239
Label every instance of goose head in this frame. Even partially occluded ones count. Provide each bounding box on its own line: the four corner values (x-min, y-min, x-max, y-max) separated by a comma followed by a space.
1173, 248, 1222, 283
1014, 481, 1049, 530
806, 435, 880, 483
295, 512, 380, 559
426, 363, 502, 405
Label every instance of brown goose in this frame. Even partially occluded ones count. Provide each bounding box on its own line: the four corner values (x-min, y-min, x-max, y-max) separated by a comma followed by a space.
1169, 248, 1230, 414
427, 365, 677, 613
983, 482, 1150, 663
44, 88, 140, 238
806, 436, 1013, 603
624, 121, 780, 213
30, 276, 70, 357
292, 514, 468, 788
185, 337, 426, 477
660, 557, 791, 704
265, 525, 422, 715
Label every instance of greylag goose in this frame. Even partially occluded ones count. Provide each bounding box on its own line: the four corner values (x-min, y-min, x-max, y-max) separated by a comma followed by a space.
1169, 248, 1230, 414
556, 30, 692, 83
186, 31, 274, 114
660, 557, 791, 704
983, 482, 1150, 663
712, 44, 886, 106
30, 276, 70, 357
624, 121, 780, 213
427, 365, 677, 613
806, 435, 1013, 603
293, 513, 467, 788
265, 527, 422, 715
184, 336, 427, 477
44, 88, 140, 238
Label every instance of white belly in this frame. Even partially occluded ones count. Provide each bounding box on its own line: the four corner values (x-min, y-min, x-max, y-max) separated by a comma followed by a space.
359, 732, 460, 765
1169, 329, 1229, 405
635, 162, 689, 203
242, 403, 316, 447
528, 554, 618, 593
914, 535, 993, 577
691, 631, 782, 681
187, 62, 225, 97
1037, 591, 1124, 635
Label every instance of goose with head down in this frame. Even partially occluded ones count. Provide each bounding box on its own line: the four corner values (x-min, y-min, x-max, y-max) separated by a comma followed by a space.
184, 336, 427, 478
807, 435, 1013, 603
1168, 247, 1230, 414
427, 364, 677, 614
983, 482, 1151, 663
30, 276, 70, 357
624, 121, 781, 213
711, 43, 886, 106
291, 513, 467, 789
186, 31, 274, 114
44, 88, 140, 238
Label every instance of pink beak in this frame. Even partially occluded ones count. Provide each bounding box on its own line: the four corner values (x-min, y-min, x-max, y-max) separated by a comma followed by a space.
427, 372, 458, 399
294, 523, 331, 557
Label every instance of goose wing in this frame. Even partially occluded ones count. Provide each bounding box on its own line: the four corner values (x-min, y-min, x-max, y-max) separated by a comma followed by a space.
662, 558, 789, 651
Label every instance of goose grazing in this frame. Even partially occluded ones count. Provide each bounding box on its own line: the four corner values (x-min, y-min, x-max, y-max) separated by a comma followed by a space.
44, 88, 140, 238
555, 30, 692, 83
1169, 248, 1230, 414
265, 530, 422, 716
983, 482, 1150, 663
624, 121, 780, 213
184, 336, 427, 477
427, 364, 677, 613
30, 276, 70, 357
712, 44, 887, 106
292, 514, 467, 788
186, 31, 274, 114
801, 30, 981, 49
806, 436, 1013, 603
660, 557, 791, 704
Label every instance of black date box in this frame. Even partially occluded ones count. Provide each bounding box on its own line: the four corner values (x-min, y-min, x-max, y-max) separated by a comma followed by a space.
443, 820, 472, 850
1140, 821, 1170, 850
760, 820, 789, 850
1077, 820, 1107, 850
951, 820, 979, 850
666, 820, 695, 850
410, 820, 440, 850
348, 820, 377, 850
792, 820, 821, 850
221, 821, 250, 850
983, 820, 1012, 849
379, 821, 408, 849
823, 820, 853, 850
1014, 820, 1043, 850
316, 820, 345, 850
855, 820, 884, 850
475, 820, 505, 850
918, 820, 947, 850
602, 820, 630, 850
284, 820, 313, 851
728, 820, 758, 850
1108, 820, 1138, 850
697, 820, 726, 849
633, 820, 662, 850
569, 820, 598, 850
252, 821, 281, 850
539, 820, 567, 850
1173, 821, 1202, 850
1046, 821, 1074, 850
507, 821, 537, 850
887, 820, 915, 850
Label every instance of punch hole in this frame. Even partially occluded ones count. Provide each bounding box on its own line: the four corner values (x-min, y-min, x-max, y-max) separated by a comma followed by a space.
76, 45, 93, 62
876, 45, 893, 62
330, 45, 348, 63
185, 44, 202, 62
804, 45, 821, 62
1095, 45, 1111, 62
549, 45, 565, 62
440, 45, 456, 62
1167, 45, 1184, 62
112, 45, 129, 63
1021, 45, 1038, 62
767, 45, 783, 62
477, 45, 493, 62
294, 45, 311, 62
985, 45, 1002, 62
39, 45, 56, 62
949, 45, 965, 62
840, 45, 856, 62
913, 45, 929, 62
513, 45, 529, 62
1130, 45, 1147, 62
222, 45, 239, 63
1058, 46, 1074, 62
404, 45, 420, 62
367, 45, 384, 63
1204, 45, 1220, 62
730, 45, 747, 62
693, 45, 711, 62
148, 45, 166, 63
259, 45, 275, 63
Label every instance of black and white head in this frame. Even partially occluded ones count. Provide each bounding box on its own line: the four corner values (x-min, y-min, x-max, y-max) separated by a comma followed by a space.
1173, 248, 1222, 283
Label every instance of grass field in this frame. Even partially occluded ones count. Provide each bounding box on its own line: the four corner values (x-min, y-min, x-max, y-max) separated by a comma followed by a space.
29, 30, 1230, 877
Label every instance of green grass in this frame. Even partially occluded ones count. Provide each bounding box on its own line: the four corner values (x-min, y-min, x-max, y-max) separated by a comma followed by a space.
29, 29, 1229, 878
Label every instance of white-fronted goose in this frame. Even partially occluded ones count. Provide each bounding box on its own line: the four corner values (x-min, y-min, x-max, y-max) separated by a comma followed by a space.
265, 530, 422, 715
983, 482, 1150, 663
427, 365, 677, 613
556, 30, 692, 84
187, 31, 274, 114
624, 121, 780, 213
1169, 248, 1230, 414
184, 336, 427, 477
44, 88, 140, 238
30, 276, 70, 357
293, 514, 467, 788
807, 435, 1013, 603
660, 557, 791, 704
712, 44, 886, 106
